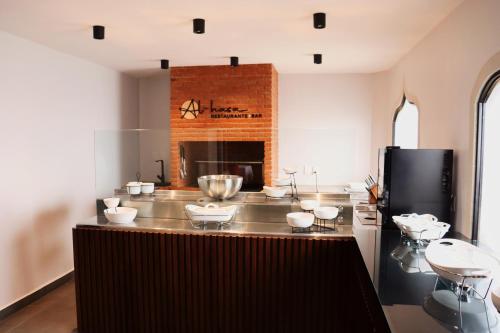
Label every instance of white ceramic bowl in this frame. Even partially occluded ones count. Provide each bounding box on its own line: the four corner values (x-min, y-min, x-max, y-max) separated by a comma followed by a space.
185, 203, 237, 222
300, 200, 320, 211
126, 182, 141, 195
283, 167, 297, 174
263, 186, 287, 198
103, 197, 120, 209
141, 182, 155, 194
425, 238, 500, 284
393, 214, 450, 241
273, 178, 291, 186
314, 206, 339, 220
104, 207, 137, 224
287, 212, 315, 228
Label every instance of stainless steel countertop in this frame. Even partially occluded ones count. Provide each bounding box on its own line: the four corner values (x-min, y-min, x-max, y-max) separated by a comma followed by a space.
107, 190, 356, 224
77, 216, 353, 239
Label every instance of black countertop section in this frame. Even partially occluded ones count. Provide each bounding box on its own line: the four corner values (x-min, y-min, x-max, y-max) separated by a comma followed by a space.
373, 228, 499, 332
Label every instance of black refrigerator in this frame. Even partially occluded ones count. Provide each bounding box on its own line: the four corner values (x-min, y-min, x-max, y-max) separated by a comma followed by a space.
377, 147, 454, 229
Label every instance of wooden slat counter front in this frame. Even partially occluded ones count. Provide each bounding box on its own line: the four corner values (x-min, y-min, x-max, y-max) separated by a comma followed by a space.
73, 218, 389, 333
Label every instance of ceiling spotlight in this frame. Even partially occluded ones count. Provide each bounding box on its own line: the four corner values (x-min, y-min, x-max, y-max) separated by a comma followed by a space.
313, 13, 326, 29
93, 25, 105, 39
160, 59, 169, 70
193, 18, 205, 34
230, 56, 239, 67
314, 54, 322, 64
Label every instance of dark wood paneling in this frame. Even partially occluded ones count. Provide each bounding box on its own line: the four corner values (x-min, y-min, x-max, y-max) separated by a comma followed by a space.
73, 228, 390, 333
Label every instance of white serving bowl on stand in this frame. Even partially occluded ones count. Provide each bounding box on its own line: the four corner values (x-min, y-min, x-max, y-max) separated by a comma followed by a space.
425, 238, 500, 285
141, 182, 155, 194
287, 212, 315, 228
126, 182, 141, 195
263, 186, 287, 198
393, 214, 450, 241
273, 178, 291, 186
104, 207, 137, 224
313, 207, 339, 220
185, 203, 237, 223
300, 200, 320, 211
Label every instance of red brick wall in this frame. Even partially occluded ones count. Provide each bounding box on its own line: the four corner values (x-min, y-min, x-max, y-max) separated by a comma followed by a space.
170, 64, 278, 187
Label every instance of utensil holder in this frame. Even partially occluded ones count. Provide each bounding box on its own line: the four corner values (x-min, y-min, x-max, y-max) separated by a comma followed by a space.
368, 184, 378, 204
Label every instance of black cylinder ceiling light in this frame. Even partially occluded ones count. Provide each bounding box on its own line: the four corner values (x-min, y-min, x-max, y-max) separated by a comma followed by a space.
313, 12, 326, 29
314, 54, 322, 64
230, 56, 239, 67
93, 25, 105, 39
160, 59, 169, 69
193, 18, 205, 34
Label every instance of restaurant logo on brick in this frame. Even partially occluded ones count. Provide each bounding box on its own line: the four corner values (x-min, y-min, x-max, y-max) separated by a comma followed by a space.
180, 99, 262, 119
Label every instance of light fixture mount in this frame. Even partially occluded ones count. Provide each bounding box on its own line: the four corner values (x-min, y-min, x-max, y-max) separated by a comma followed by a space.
93, 25, 105, 40
193, 18, 205, 34
313, 13, 326, 29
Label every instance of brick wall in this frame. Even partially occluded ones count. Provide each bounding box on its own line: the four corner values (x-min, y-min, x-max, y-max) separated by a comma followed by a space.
170, 64, 278, 187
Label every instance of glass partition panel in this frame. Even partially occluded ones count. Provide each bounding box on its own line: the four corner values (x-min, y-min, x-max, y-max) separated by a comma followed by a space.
95, 129, 169, 198
94, 127, 370, 198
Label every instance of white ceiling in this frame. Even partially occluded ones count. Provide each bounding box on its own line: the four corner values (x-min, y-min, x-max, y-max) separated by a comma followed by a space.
0, 0, 463, 77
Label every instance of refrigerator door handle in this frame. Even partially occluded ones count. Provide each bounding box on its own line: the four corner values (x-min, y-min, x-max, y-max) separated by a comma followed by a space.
451, 193, 455, 213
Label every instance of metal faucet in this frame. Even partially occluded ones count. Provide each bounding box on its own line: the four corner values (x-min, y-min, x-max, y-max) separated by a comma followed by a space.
313, 170, 319, 193
155, 159, 166, 185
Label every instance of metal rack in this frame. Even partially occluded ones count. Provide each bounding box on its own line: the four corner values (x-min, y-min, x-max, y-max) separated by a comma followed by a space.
425, 270, 497, 331
184, 205, 237, 229
291, 206, 344, 234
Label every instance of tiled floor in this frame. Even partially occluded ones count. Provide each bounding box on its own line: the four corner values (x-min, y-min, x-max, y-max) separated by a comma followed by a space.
0, 279, 77, 333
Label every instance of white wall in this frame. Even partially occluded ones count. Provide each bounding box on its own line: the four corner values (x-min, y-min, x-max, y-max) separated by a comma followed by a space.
138, 74, 171, 183
370, 0, 500, 236
0, 31, 138, 310
279, 74, 374, 185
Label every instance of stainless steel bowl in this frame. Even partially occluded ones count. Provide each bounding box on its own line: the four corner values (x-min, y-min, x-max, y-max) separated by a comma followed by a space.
197, 175, 243, 200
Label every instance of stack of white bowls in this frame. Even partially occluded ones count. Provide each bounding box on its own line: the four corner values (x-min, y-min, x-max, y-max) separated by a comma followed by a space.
103, 197, 137, 224
126, 182, 155, 194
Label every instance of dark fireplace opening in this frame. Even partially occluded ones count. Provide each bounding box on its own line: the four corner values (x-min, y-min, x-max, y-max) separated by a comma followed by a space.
179, 141, 265, 191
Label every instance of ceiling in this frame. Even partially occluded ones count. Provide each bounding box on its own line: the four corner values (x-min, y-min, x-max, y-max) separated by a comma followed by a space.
0, 0, 463, 77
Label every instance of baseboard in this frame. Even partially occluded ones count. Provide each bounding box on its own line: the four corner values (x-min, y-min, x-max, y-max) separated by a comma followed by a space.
0, 271, 74, 320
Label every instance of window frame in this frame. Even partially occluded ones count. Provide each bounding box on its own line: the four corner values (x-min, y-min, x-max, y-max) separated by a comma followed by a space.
392, 95, 419, 148
472, 69, 500, 241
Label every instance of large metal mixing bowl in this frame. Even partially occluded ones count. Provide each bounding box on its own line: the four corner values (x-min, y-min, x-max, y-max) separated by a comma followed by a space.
197, 175, 243, 200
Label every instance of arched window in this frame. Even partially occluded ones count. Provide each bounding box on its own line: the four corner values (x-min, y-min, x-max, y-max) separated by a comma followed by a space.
473, 70, 500, 249
393, 96, 419, 149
